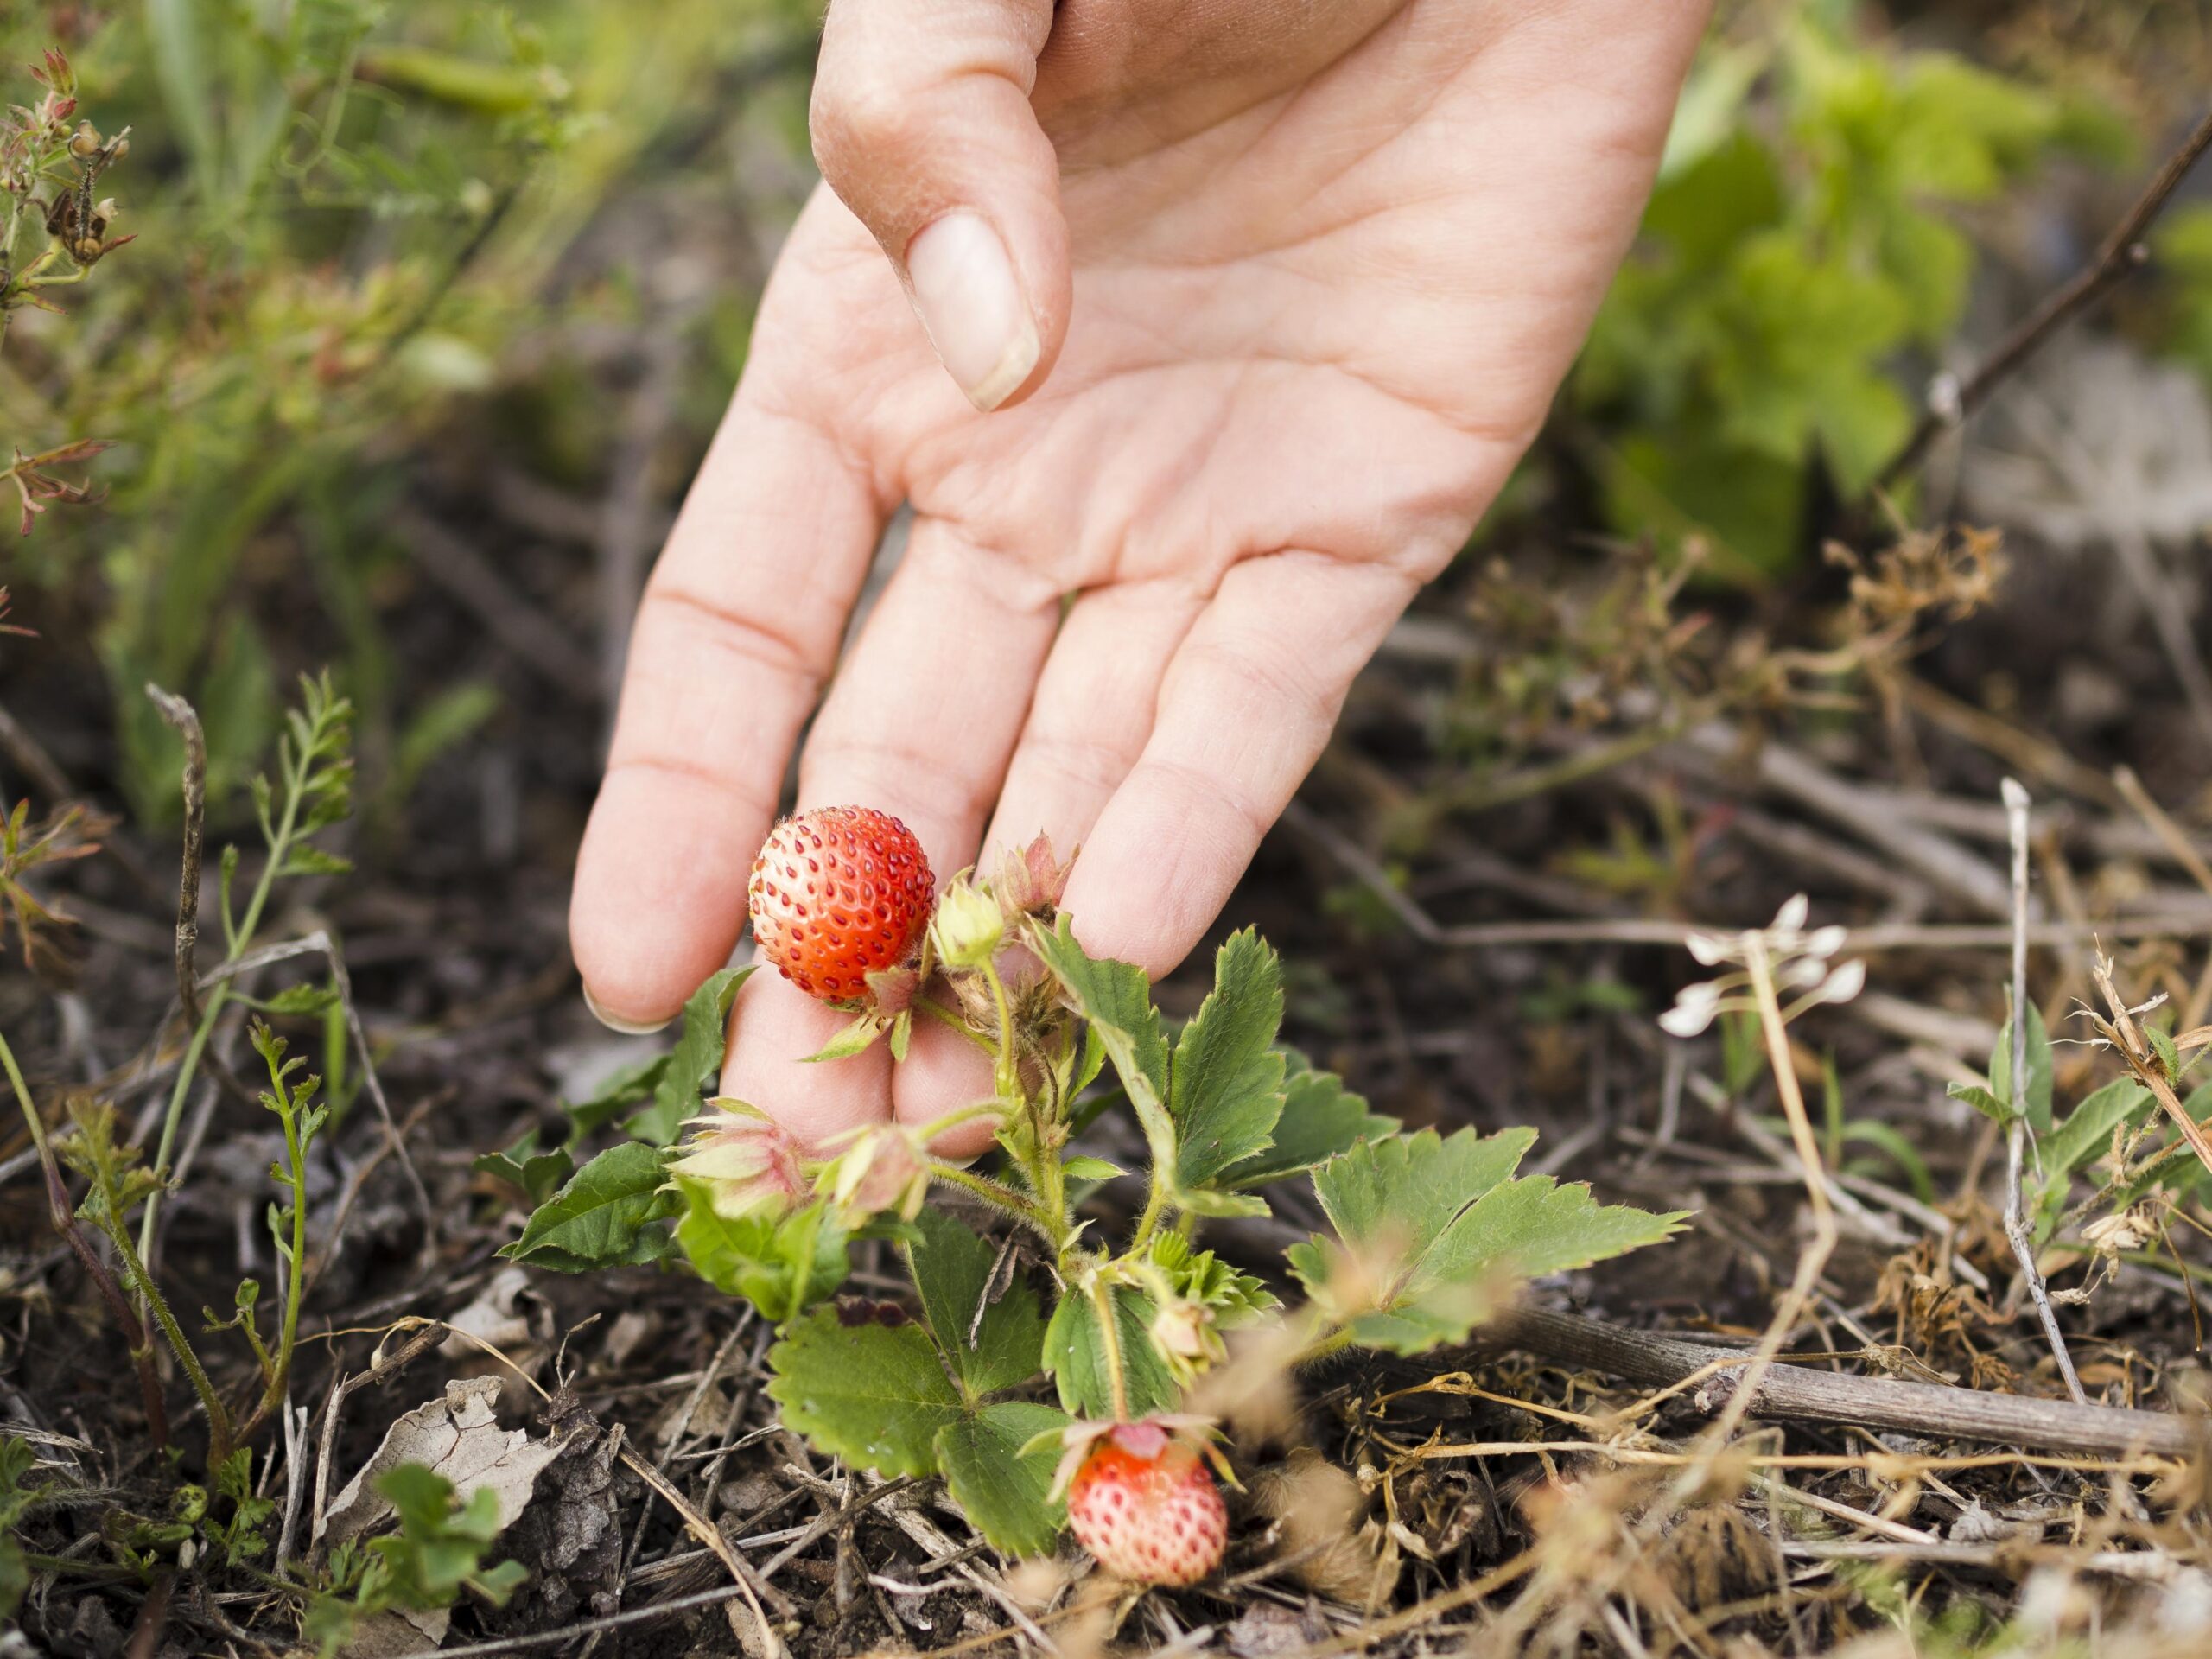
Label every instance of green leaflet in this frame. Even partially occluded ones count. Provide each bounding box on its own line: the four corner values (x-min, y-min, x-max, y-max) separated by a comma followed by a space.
674, 1185, 850, 1323
768, 1214, 1065, 1556
1169, 930, 1287, 1190
499, 1141, 674, 1272
767, 1311, 965, 1478
1290, 1128, 1688, 1354
905, 1208, 1047, 1399
625, 967, 750, 1146
1220, 1056, 1399, 1188
1041, 1284, 1179, 1420
934, 1402, 1069, 1558
1030, 918, 1176, 1183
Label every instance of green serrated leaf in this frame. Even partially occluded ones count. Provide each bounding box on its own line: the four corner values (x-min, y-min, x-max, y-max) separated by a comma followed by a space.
1040, 1285, 1179, 1420
563, 1054, 670, 1140
767, 1306, 963, 1478
1291, 1129, 1686, 1355
1221, 1056, 1398, 1188
1170, 930, 1287, 1190
1989, 1002, 2054, 1134
1308, 1128, 1535, 1268
935, 1402, 1069, 1558
804, 1013, 887, 1064
675, 1185, 849, 1321
1031, 918, 1176, 1179
501, 1141, 675, 1270
625, 968, 750, 1146
1426, 1174, 1688, 1288
905, 1210, 1046, 1399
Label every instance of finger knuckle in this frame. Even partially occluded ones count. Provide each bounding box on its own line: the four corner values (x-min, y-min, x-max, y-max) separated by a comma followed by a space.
810, 67, 924, 183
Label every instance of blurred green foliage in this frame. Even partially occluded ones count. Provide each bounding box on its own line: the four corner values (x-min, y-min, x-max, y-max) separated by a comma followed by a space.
1577, 4, 2133, 578
2, 0, 813, 820
0, 0, 2183, 826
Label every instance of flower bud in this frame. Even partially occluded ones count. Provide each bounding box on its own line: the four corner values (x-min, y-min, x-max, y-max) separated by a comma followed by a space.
929, 874, 1004, 970
667, 1099, 806, 1221
1150, 1298, 1224, 1383
824, 1124, 930, 1224
996, 832, 1072, 923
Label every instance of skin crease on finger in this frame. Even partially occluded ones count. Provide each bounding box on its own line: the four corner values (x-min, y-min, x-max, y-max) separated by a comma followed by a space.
569, 0, 1713, 1154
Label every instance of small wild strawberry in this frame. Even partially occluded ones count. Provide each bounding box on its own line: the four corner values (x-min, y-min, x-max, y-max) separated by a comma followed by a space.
748, 806, 933, 1003
1053, 1417, 1228, 1586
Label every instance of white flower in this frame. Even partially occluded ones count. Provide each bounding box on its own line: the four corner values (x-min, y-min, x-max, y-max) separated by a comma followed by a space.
1660, 895, 1865, 1040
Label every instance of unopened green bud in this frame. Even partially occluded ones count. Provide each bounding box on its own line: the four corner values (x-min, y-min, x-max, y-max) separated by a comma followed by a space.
929, 874, 1003, 970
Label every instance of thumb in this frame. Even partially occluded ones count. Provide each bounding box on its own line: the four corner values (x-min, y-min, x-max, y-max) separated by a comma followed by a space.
811, 0, 1069, 412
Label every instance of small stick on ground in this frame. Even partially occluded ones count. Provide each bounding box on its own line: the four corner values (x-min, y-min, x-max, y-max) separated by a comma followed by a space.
144, 687, 261, 1115
1872, 103, 2212, 492
1999, 778, 2087, 1404
1480, 1308, 2200, 1459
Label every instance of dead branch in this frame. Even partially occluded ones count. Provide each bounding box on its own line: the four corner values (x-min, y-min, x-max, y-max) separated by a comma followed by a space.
1873, 105, 2212, 493
1485, 1306, 2201, 1460
144, 686, 261, 1115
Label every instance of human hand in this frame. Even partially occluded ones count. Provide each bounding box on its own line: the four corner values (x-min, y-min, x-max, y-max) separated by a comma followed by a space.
570, 0, 1710, 1152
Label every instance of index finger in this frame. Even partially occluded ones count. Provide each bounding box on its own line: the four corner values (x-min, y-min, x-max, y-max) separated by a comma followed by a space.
569, 385, 885, 1028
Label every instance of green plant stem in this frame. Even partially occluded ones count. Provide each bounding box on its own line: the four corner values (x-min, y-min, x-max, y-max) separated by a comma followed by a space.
906, 1099, 1010, 1145
1295, 1325, 1357, 1367
1128, 1179, 1169, 1257
926, 1160, 1063, 1248
912, 996, 995, 1053
1089, 1275, 1130, 1422
978, 958, 1018, 1101
107, 1208, 234, 1465
267, 1104, 308, 1414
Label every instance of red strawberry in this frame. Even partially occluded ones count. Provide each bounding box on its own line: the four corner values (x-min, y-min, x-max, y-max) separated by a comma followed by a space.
1058, 1419, 1227, 1586
748, 807, 934, 1003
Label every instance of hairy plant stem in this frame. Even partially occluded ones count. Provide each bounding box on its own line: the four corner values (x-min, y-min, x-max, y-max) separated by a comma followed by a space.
912, 996, 994, 1052
1127, 1178, 1169, 1258
926, 1161, 1062, 1249
1089, 1275, 1131, 1422
978, 958, 1018, 1103
0, 1027, 169, 1451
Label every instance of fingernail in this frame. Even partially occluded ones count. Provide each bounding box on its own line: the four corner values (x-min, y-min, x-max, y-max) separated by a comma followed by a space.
905, 211, 1039, 412
583, 983, 671, 1036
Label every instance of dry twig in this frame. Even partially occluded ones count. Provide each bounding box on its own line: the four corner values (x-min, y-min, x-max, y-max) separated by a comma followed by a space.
1873, 104, 2212, 491
1999, 779, 2086, 1403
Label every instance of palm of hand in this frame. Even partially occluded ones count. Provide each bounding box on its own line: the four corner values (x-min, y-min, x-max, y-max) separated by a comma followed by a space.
574, 0, 1705, 1147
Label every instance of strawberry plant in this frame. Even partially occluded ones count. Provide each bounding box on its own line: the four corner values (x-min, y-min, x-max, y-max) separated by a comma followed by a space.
499, 809, 1686, 1572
